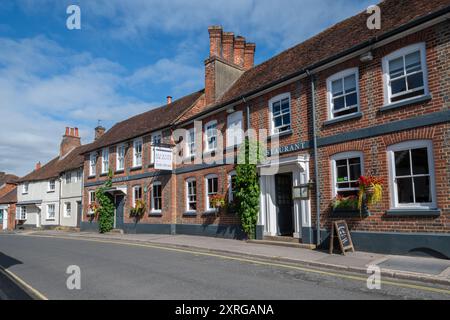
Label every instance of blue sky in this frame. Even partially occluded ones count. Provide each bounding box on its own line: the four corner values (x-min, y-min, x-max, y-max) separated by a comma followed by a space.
0, 0, 374, 176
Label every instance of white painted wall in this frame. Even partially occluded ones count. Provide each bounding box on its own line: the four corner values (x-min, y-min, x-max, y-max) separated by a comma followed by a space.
59, 169, 83, 227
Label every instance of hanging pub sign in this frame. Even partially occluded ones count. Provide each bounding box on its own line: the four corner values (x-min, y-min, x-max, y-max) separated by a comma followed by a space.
154, 146, 173, 171
329, 220, 355, 255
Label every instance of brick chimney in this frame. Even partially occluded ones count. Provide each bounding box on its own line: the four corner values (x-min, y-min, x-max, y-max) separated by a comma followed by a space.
167, 96, 172, 104
35, 162, 41, 171
205, 26, 255, 106
95, 125, 106, 140
60, 127, 81, 159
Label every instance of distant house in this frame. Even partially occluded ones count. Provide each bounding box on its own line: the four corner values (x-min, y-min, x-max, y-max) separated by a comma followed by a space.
0, 172, 18, 230
16, 128, 91, 229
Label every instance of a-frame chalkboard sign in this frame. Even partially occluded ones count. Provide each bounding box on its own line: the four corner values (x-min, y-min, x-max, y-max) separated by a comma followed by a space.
329, 220, 355, 255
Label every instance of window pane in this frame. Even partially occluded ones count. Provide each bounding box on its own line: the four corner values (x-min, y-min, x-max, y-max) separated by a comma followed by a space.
344, 74, 356, 92
391, 78, 407, 95
331, 79, 343, 96
274, 116, 282, 128
333, 96, 345, 110
411, 148, 429, 174
282, 113, 290, 125
389, 57, 404, 78
281, 99, 290, 112
405, 51, 421, 73
407, 72, 424, 90
397, 177, 414, 203
349, 163, 361, 181
414, 176, 431, 203
394, 150, 411, 176
272, 101, 280, 115
345, 93, 357, 107
337, 165, 349, 182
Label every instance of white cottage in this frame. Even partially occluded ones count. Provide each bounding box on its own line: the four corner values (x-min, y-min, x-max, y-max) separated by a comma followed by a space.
16, 128, 89, 229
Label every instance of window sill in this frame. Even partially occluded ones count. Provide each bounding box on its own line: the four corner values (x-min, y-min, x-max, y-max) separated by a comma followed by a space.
130, 166, 142, 172
87, 175, 96, 179
203, 150, 217, 157
149, 212, 162, 217
267, 129, 293, 141
331, 208, 370, 217
385, 208, 441, 217
115, 170, 124, 174
202, 210, 218, 216
47, 190, 55, 193
380, 94, 432, 112
46, 219, 55, 222
183, 211, 197, 217
100, 173, 108, 177
324, 112, 363, 126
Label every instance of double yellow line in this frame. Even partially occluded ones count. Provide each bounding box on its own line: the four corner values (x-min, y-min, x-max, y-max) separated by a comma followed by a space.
0, 267, 48, 300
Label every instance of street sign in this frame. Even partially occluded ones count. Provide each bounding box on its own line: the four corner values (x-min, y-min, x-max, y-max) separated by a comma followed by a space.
154, 146, 173, 171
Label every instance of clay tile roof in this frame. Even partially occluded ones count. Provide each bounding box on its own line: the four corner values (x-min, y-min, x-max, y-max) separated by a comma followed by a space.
0, 173, 19, 185
188, 0, 450, 119
17, 143, 93, 183
0, 187, 17, 204
83, 90, 204, 153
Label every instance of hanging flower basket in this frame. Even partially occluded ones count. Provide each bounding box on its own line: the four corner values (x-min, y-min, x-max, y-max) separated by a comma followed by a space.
357, 175, 383, 210
130, 199, 146, 217
210, 194, 226, 211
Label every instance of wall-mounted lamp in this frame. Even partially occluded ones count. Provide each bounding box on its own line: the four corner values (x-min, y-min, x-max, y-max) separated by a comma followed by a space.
360, 51, 373, 63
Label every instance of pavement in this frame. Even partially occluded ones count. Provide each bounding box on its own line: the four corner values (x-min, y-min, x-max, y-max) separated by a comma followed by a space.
1, 232, 450, 300
10, 229, 450, 286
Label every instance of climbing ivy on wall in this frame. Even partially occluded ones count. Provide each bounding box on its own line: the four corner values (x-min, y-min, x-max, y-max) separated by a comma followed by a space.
95, 169, 115, 233
235, 138, 265, 239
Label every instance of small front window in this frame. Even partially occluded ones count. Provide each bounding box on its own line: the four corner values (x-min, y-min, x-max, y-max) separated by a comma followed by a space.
205, 121, 217, 152
133, 139, 143, 167
327, 69, 359, 119
383, 43, 428, 104
66, 172, 72, 184
187, 128, 196, 157
186, 179, 197, 212
102, 148, 109, 173
270, 94, 291, 135
132, 186, 142, 208
49, 180, 56, 191
47, 204, 56, 220
89, 153, 97, 176
206, 175, 219, 211
331, 152, 363, 199
151, 183, 162, 212
116, 144, 125, 171
65, 202, 71, 217
22, 183, 29, 194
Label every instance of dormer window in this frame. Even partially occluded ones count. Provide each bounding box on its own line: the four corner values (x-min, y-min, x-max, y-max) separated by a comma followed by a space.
269, 93, 291, 135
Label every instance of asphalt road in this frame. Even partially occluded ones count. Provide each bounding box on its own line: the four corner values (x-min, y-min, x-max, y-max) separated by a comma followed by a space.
0, 233, 449, 300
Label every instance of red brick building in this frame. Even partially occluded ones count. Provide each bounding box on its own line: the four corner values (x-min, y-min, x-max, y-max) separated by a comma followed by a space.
81, 0, 450, 257
0, 172, 18, 231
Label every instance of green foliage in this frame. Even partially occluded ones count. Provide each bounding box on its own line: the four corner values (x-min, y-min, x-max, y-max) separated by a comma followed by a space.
235, 138, 263, 239
95, 169, 115, 233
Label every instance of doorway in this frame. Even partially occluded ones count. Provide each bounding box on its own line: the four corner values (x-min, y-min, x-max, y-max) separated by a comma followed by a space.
0, 209, 6, 230
275, 172, 294, 236
76, 201, 82, 228
114, 195, 125, 230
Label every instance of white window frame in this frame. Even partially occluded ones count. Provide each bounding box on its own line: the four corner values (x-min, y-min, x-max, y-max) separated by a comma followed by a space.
228, 171, 237, 203
47, 204, 56, 220
75, 169, 82, 183
48, 179, 56, 192
64, 202, 71, 218
101, 148, 109, 174
88, 191, 96, 214
116, 143, 126, 171
66, 172, 72, 184
151, 182, 162, 213
17, 206, 27, 220
133, 138, 143, 168
186, 128, 196, 157
382, 42, 429, 105
22, 183, 29, 194
89, 152, 97, 176
269, 93, 291, 136
150, 131, 162, 164
205, 174, 219, 212
226, 111, 243, 148
330, 151, 364, 198
387, 140, 436, 209
326, 68, 360, 120
132, 185, 142, 209
186, 178, 197, 212
204, 120, 218, 153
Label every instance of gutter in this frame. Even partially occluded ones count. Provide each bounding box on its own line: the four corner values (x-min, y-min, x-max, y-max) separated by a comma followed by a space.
307, 70, 321, 246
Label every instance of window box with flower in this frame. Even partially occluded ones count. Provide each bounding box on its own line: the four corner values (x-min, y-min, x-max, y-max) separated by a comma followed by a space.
209, 194, 226, 215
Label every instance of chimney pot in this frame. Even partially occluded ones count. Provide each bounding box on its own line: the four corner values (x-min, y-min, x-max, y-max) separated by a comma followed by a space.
167, 96, 172, 104
70, 128, 75, 136
208, 25, 223, 58
222, 32, 235, 63
244, 43, 256, 70
35, 161, 41, 171
233, 36, 246, 67
75, 127, 79, 137
65, 127, 69, 135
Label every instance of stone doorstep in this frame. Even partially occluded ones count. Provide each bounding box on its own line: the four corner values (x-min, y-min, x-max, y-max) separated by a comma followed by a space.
247, 239, 316, 250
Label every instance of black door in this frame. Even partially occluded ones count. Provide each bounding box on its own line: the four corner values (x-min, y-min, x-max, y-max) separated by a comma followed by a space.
275, 173, 294, 236
114, 195, 125, 230
76, 201, 82, 227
